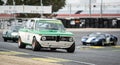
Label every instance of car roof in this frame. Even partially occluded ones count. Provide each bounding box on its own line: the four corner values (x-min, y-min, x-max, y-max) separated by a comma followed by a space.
28, 18, 62, 24
30, 18, 58, 20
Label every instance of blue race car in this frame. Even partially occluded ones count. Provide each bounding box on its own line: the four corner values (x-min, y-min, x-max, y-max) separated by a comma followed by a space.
81, 32, 118, 46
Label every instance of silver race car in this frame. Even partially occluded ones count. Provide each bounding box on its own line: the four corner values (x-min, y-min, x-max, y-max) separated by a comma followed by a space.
2, 25, 22, 42
81, 32, 118, 46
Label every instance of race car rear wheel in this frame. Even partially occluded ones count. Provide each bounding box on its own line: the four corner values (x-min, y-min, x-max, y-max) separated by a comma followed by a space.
111, 37, 117, 46
32, 37, 41, 51
50, 48, 56, 51
3, 38, 7, 42
101, 40, 105, 46
18, 37, 26, 48
67, 43, 75, 53
111, 42, 117, 46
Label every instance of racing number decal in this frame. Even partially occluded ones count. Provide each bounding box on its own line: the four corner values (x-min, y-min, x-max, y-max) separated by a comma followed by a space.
27, 35, 30, 40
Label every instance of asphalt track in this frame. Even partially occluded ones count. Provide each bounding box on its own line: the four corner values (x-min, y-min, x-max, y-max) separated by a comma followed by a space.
0, 28, 120, 65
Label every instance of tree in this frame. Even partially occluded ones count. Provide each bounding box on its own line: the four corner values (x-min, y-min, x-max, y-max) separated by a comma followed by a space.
6, 0, 65, 17
0, 0, 4, 5
43, 0, 66, 12
6, 0, 66, 12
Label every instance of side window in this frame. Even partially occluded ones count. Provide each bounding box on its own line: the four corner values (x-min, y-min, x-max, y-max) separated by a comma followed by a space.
30, 20, 35, 29
25, 20, 35, 29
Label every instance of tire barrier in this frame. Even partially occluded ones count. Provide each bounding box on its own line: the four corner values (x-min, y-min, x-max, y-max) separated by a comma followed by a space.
58, 18, 120, 28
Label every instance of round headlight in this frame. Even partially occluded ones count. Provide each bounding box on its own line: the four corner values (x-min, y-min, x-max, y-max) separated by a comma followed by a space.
69, 37, 73, 42
11, 32, 18, 36
41, 36, 46, 41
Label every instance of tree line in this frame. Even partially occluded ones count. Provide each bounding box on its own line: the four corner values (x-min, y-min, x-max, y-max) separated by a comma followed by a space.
0, 0, 65, 17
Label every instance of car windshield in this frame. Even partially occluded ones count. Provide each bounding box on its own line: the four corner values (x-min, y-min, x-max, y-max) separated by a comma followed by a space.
89, 33, 105, 37
10, 26, 22, 32
35, 20, 65, 31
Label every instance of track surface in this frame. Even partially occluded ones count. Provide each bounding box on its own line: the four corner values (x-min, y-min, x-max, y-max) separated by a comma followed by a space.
0, 29, 120, 65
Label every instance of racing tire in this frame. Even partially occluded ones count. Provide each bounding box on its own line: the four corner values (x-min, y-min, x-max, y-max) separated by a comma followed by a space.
67, 43, 75, 53
18, 37, 26, 48
50, 48, 56, 51
111, 42, 117, 46
101, 40, 105, 46
12, 39, 16, 42
90, 43, 95, 46
32, 37, 41, 51
82, 42, 87, 45
111, 37, 117, 46
3, 38, 7, 42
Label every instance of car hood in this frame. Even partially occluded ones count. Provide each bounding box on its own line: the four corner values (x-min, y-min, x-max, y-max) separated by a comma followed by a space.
20, 29, 73, 36
82, 36, 104, 42
87, 36, 104, 40
36, 30, 73, 36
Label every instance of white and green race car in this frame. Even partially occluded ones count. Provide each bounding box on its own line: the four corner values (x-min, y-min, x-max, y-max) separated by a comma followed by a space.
18, 18, 75, 53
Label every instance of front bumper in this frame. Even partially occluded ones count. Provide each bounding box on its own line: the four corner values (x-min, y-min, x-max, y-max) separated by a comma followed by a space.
3, 35, 19, 40
39, 41, 74, 48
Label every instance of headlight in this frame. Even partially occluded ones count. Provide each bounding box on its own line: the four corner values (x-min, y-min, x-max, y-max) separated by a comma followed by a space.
11, 32, 18, 36
69, 37, 73, 42
41, 36, 46, 41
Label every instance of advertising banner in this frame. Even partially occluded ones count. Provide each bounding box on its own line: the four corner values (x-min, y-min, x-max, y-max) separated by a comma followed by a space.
0, 5, 52, 14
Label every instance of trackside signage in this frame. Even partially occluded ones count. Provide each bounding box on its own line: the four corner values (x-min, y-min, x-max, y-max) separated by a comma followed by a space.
0, 5, 52, 14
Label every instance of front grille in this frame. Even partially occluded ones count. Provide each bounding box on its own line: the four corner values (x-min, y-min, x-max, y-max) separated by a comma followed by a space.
56, 36, 60, 42
45, 36, 56, 41
42, 36, 71, 42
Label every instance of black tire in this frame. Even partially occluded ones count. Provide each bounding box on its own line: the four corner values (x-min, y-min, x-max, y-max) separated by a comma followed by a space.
112, 37, 117, 46
18, 37, 26, 48
100, 40, 105, 46
90, 43, 95, 46
82, 42, 87, 45
67, 43, 75, 53
12, 39, 16, 42
50, 48, 56, 51
32, 37, 41, 51
3, 38, 7, 42
111, 42, 117, 46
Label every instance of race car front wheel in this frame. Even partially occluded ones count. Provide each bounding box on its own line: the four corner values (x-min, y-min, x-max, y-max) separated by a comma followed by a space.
3, 38, 7, 42
82, 42, 87, 45
101, 40, 105, 46
111, 42, 117, 46
32, 37, 41, 51
67, 43, 75, 53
